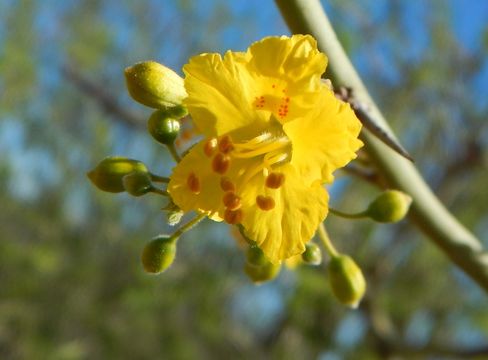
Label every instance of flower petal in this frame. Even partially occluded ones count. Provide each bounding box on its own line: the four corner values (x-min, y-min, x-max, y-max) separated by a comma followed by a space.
246, 35, 328, 124
284, 91, 363, 184
239, 164, 328, 263
247, 35, 327, 86
167, 141, 225, 220
183, 52, 265, 138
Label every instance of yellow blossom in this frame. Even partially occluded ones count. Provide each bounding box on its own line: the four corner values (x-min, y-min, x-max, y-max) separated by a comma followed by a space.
168, 35, 363, 263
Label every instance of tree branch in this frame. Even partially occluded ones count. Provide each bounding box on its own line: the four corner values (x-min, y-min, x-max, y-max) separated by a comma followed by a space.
61, 64, 144, 129
275, 0, 488, 292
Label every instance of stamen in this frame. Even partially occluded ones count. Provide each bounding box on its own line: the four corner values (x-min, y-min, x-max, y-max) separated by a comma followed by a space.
266, 172, 285, 189
220, 177, 236, 192
218, 135, 234, 154
204, 137, 218, 157
224, 208, 243, 224
186, 172, 200, 194
212, 153, 231, 174
232, 137, 290, 159
263, 152, 289, 168
222, 191, 241, 210
241, 162, 267, 187
232, 133, 273, 150
256, 195, 275, 211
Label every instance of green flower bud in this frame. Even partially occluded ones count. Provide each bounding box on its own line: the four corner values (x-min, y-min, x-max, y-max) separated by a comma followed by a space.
245, 244, 268, 267
302, 242, 322, 265
366, 190, 412, 223
125, 61, 187, 110
87, 157, 148, 193
244, 262, 281, 284
141, 236, 176, 274
328, 254, 366, 308
147, 110, 180, 145
122, 171, 153, 197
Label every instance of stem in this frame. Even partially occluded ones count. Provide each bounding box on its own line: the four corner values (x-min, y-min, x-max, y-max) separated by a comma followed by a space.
170, 213, 206, 240
275, 0, 488, 292
150, 187, 169, 197
317, 223, 339, 258
167, 143, 181, 162
150, 173, 170, 183
329, 207, 367, 220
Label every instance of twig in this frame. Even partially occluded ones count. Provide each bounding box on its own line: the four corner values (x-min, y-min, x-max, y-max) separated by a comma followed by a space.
61, 64, 144, 129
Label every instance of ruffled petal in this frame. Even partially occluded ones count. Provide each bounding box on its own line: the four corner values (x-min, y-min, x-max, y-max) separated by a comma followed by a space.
245, 35, 328, 124
167, 141, 225, 220
183, 51, 266, 138
284, 91, 363, 184
239, 164, 329, 263
247, 35, 327, 86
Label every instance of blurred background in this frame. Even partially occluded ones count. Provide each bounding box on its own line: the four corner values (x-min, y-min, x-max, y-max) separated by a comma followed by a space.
1, 0, 488, 359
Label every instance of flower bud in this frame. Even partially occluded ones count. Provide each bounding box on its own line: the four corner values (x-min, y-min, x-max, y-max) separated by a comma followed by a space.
328, 254, 366, 308
122, 171, 153, 197
125, 61, 187, 110
87, 157, 148, 193
147, 110, 180, 145
302, 242, 322, 265
244, 262, 281, 284
245, 244, 268, 267
366, 190, 412, 223
141, 236, 176, 274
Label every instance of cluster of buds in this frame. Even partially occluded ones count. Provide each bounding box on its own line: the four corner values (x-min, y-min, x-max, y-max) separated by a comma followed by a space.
87, 60, 413, 309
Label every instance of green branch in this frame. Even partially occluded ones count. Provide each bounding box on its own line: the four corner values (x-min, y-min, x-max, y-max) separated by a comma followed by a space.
275, 0, 488, 292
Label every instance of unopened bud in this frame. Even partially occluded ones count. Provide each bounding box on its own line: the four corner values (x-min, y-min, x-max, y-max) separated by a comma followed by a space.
125, 61, 187, 110
302, 242, 322, 265
122, 171, 153, 196
244, 262, 281, 284
328, 254, 366, 308
141, 236, 176, 274
245, 244, 268, 267
87, 157, 148, 193
366, 190, 412, 223
147, 110, 180, 145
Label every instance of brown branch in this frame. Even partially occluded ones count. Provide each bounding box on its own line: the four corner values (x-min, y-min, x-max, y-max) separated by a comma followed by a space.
61, 64, 144, 129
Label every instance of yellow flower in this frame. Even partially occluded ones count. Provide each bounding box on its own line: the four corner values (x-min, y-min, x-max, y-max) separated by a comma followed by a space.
168, 35, 363, 263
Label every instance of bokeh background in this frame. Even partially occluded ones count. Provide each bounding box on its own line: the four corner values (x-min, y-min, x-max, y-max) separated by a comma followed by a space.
1, 0, 488, 359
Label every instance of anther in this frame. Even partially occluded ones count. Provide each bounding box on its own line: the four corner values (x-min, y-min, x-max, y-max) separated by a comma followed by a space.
222, 191, 241, 210
218, 135, 234, 154
256, 195, 275, 211
224, 208, 243, 224
212, 153, 231, 174
186, 172, 200, 194
204, 137, 218, 157
220, 177, 236, 192
265, 172, 285, 189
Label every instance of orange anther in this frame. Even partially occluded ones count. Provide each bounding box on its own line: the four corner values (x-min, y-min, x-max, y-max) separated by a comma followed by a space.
224, 208, 243, 225
220, 177, 236, 192
218, 135, 234, 154
256, 195, 275, 211
186, 172, 200, 194
212, 153, 231, 174
204, 137, 218, 157
222, 191, 241, 210
265, 172, 285, 189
